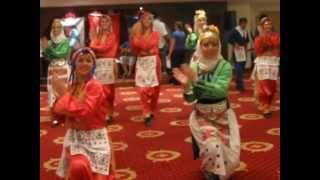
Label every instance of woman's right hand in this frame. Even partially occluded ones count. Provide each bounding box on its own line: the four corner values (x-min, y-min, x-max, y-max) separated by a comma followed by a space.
185, 24, 193, 34
172, 68, 189, 86
41, 39, 48, 49
180, 64, 197, 82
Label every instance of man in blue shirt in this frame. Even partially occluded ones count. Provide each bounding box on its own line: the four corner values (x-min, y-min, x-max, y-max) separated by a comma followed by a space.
168, 21, 186, 85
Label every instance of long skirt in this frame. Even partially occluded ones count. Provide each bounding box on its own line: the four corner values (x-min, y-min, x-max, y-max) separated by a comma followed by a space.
47, 60, 71, 108
190, 101, 241, 180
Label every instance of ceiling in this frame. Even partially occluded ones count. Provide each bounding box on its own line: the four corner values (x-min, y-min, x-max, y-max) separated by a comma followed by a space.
229, 0, 279, 4
40, 0, 227, 8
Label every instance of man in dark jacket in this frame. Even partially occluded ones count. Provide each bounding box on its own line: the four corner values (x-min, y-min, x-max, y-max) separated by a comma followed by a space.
228, 17, 249, 91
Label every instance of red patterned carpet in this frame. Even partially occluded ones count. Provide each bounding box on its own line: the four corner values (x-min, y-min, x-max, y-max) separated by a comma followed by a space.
40, 78, 280, 180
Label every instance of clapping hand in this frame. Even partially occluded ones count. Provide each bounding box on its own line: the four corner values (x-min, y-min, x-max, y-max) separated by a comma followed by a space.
185, 24, 193, 34
172, 68, 188, 86
180, 64, 197, 82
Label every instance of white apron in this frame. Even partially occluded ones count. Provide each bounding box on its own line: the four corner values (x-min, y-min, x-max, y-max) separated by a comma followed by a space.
234, 46, 246, 62
94, 58, 115, 85
255, 56, 280, 80
56, 128, 111, 177
135, 55, 159, 87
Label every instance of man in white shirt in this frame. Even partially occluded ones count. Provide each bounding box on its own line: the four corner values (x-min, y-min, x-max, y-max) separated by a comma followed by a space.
153, 12, 170, 74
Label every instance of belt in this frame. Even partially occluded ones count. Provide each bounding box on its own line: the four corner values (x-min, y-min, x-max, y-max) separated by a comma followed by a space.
138, 54, 157, 57
198, 97, 225, 104
197, 98, 230, 109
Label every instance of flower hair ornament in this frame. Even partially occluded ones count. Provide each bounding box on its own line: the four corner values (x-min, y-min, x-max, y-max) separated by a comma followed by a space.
195, 9, 207, 21
195, 25, 223, 72
199, 25, 220, 42
260, 17, 272, 25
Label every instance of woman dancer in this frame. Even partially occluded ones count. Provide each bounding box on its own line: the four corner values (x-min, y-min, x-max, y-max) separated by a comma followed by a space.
90, 15, 119, 124
173, 25, 240, 180
130, 11, 161, 127
252, 17, 280, 118
43, 19, 71, 127
52, 47, 115, 180
185, 9, 207, 61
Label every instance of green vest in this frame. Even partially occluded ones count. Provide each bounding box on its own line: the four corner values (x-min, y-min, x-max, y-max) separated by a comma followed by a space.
184, 59, 232, 102
185, 32, 198, 50
44, 39, 70, 61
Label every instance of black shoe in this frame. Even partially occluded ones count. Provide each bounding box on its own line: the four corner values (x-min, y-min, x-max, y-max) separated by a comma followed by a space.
144, 116, 153, 127
51, 120, 59, 128
203, 171, 220, 180
236, 86, 245, 92
106, 116, 113, 125
263, 112, 272, 119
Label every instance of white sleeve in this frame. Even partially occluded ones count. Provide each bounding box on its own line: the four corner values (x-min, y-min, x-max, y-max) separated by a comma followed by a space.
160, 23, 168, 36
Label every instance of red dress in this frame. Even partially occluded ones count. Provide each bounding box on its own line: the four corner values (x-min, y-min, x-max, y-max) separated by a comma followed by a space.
90, 32, 118, 115
131, 31, 161, 116
52, 79, 107, 129
53, 79, 115, 180
254, 32, 280, 109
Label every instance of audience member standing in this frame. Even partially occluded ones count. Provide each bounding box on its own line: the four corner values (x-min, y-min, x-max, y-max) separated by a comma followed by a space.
168, 21, 186, 85
228, 17, 249, 92
153, 12, 170, 74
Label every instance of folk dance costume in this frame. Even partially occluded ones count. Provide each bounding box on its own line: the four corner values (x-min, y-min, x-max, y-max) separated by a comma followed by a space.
44, 19, 71, 126
252, 32, 280, 117
89, 15, 119, 123
182, 26, 240, 180
130, 12, 161, 126
185, 10, 207, 61
53, 48, 115, 180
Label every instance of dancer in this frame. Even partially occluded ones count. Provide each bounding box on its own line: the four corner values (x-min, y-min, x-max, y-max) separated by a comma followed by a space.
43, 19, 71, 127
52, 47, 115, 180
185, 9, 207, 61
173, 25, 240, 180
130, 11, 161, 127
89, 15, 118, 124
167, 21, 186, 85
252, 17, 280, 118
